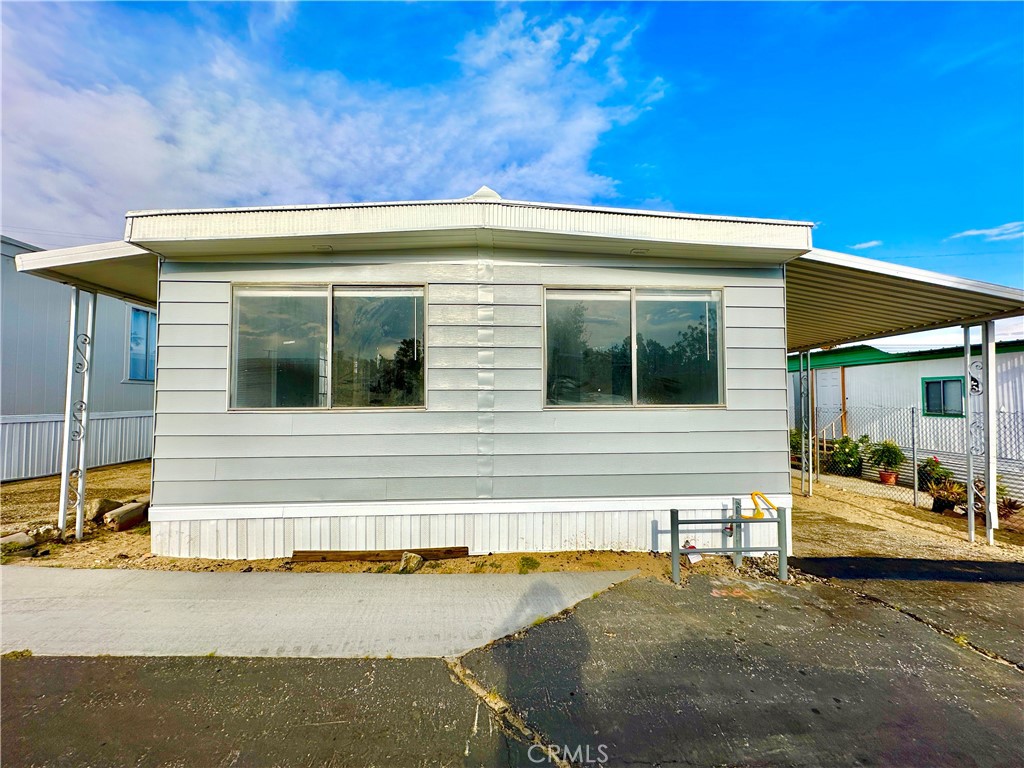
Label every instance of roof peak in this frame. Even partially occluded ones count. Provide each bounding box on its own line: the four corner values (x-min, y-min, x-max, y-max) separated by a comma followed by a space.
466, 185, 502, 200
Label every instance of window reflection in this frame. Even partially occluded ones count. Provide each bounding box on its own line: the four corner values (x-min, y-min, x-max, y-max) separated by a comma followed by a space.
637, 290, 721, 405
332, 288, 424, 408
546, 290, 631, 405
232, 288, 328, 408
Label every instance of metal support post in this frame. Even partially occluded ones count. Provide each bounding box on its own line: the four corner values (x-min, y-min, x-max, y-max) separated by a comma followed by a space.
670, 508, 680, 585
982, 321, 998, 545
731, 497, 743, 569
73, 293, 97, 541
807, 355, 813, 496
57, 288, 80, 539
798, 352, 805, 495
911, 406, 918, 507
778, 507, 789, 581
964, 325, 975, 543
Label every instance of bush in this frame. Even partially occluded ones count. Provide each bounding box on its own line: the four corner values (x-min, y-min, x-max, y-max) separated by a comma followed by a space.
826, 435, 870, 477
927, 478, 967, 505
790, 428, 802, 455
867, 440, 907, 471
918, 456, 953, 489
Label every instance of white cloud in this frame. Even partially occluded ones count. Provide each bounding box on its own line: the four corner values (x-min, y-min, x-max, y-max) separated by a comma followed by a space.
947, 222, 1024, 242
1, 6, 660, 247
851, 240, 883, 250
870, 316, 1024, 351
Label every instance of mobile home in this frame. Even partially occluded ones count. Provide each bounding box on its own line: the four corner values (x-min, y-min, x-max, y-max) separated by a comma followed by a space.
15, 191, 1024, 557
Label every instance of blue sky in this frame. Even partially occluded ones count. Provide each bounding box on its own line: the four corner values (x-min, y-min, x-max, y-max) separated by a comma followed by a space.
2, 2, 1021, 342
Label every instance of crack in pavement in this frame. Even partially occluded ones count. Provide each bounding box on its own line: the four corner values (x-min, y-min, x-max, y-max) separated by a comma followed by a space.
817, 578, 1024, 673
445, 656, 573, 768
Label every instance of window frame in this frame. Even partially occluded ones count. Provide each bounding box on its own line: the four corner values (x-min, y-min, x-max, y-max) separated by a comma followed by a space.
228, 282, 428, 412
921, 376, 965, 418
124, 305, 157, 384
542, 285, 727, 410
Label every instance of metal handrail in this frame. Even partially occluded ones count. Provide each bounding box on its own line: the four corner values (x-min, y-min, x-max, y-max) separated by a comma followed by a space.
669, 497, 789, 584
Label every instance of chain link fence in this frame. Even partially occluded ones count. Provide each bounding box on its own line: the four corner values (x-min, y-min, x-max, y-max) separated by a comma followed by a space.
795, 406, 1024, 507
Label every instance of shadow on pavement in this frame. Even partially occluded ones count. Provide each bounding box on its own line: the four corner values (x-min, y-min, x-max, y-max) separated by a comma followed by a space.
790, 557, 1024, 582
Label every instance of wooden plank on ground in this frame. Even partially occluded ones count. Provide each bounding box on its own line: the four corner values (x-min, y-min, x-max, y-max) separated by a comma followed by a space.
291, 547, 470, 563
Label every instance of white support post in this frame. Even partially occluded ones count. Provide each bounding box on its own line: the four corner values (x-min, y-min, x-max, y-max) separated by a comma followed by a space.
982, 320, 998, 545
963, 325, 975, 543
57, 288, 80, 539
807, 353, 814, 497
799, 352, 809, 496
73, 292, 97, 541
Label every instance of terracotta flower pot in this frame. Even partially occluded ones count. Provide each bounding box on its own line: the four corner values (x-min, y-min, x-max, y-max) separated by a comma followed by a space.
878, 470, 898, 486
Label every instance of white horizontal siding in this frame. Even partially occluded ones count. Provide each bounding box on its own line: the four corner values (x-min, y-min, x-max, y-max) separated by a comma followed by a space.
152, 255, 789, 524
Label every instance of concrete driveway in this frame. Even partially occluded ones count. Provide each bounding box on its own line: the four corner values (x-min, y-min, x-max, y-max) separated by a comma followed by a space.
0, 566, 634, 658
3, 566, 1022, 767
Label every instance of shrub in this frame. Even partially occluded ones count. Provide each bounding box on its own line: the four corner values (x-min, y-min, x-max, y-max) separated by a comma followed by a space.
998, 497, 1023, 518
518, 556, 540, 574
789, 428, 802, 455
918, 456, 953, 489
867, 440, 906, 471
827, 435, 870, 477
927, 478, 967, 505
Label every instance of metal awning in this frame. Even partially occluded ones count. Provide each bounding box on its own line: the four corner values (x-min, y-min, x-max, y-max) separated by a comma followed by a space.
786, 249, 1023, 351
14, 240, 158, 307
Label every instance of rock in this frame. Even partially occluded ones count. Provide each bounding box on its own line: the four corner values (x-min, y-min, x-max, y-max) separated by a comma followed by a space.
398, 551, 424, 574
28, 525, 57, 542
0, 532, 36, 552
103, 501, 148, 532
85, 499, 121, 523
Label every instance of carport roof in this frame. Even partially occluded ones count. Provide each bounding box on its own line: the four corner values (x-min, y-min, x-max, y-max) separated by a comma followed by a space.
13, 195, 1023, 351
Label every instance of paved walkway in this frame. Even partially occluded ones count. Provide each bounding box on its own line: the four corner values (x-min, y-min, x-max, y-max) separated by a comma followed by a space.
0, 567, 635, 658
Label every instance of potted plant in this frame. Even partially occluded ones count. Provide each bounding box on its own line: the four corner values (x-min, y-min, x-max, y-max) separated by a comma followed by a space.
867, 440, 906, 485
826, 434, 870, 477
918, 456, 953, 490
926, 478, 967, 514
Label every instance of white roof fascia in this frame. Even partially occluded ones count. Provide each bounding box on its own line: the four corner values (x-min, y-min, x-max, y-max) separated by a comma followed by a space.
14, 240, 150, 271
126, 200, 813, 256
127, 196, 815, 229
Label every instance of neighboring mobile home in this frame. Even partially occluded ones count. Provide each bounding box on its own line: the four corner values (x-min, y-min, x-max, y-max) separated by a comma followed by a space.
1, 235, 154, 481
787, 342, 1024, 495
14, 191, 1024, 557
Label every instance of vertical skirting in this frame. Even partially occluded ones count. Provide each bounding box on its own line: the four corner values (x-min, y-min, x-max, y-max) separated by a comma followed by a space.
150, 505, 780, 560
1, 412, 153, 481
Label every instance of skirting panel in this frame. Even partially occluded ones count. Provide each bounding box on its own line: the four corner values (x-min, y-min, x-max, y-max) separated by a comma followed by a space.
1, 412, 153, 482
150, 497, 789, 559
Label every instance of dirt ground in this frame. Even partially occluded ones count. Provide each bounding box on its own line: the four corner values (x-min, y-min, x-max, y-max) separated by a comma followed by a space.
3, 461, 1022, 578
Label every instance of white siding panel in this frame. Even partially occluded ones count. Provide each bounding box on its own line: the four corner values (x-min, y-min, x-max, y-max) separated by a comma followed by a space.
428, 305, 542, 327
1, 412, 153, 481
159, 282, 229, 302
159, 302, 229, 325
726, 348, 786, 369
725, 286, 785, 307
159, 347, 230, 369
159, 325, 229, 347
149, 501, 784, 558
157, 390, 226, 413
157, 369, 227, 391
727, 307, 785, 328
